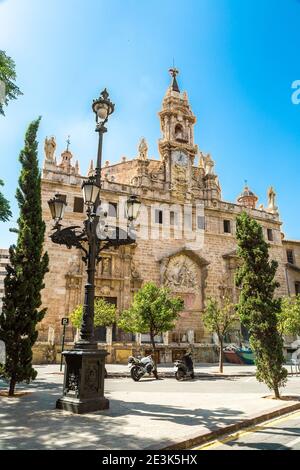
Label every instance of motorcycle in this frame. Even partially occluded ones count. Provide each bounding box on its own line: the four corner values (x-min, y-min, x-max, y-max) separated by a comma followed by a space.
174, 359, 195, 381
128, 355, 157, 381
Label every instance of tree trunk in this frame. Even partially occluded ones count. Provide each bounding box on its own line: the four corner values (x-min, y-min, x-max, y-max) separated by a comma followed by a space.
274, 384, 281, 400
219, 338, 224, 374
8, 376, 16, 397
150, 332, 159, 380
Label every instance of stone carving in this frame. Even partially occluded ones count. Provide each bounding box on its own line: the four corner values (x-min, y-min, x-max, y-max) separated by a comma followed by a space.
204, 154, 214, 175
101, 257, 111, 275
138, 138, 148, 160
150, 164, 165, 182
164, 255, 198, 292
99, 285, 111, 296
175, 163, 187, 181
68, 257, 82, 275
131, 260, 140, 279
44, 136, 56, 161
267, 187, 278, 213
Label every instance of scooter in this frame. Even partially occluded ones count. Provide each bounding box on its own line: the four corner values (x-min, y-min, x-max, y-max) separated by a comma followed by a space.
128, 355, 157, 381
174, 360, 195, 381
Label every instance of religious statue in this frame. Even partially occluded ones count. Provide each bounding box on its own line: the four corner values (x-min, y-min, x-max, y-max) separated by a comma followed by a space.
44, 136, 56, 161
267, 186, 278, 213
204, 153, 214, 175
101, 257, 111, 275
138, 138, 148, 160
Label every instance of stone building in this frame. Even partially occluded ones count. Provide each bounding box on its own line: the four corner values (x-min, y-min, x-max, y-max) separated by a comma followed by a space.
36, 70, 300, 364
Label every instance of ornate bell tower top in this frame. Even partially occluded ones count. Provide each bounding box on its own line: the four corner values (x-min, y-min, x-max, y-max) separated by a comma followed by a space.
158, 69, 197, 157
158, 69, 198, 198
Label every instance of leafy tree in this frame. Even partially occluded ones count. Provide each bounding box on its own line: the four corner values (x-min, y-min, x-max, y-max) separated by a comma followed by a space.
70, 298, 117, 330
0, 50, 23, 116
118, 282, 183, 375
0, 118, 49, 396
203, 296, 239, 373
278, 295, 300, 337
235, 211, 287, 399
0, 179, 12, 222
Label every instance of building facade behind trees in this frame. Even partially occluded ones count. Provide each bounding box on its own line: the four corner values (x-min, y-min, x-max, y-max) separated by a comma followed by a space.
35, 71, 300, 364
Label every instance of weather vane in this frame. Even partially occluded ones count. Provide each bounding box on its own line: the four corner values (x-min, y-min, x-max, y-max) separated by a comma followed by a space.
169, 59, 179, 78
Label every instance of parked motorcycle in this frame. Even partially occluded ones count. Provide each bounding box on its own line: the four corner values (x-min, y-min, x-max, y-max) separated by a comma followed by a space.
128, 355, 157, 381
174, 353, 195, 381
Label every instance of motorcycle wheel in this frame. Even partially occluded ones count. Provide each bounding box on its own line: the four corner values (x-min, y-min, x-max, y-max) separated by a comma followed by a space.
175, 369, 185, 381
131, 366, 142, 382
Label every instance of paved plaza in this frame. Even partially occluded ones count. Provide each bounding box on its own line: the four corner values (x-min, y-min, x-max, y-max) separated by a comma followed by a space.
0, 365, 300, 450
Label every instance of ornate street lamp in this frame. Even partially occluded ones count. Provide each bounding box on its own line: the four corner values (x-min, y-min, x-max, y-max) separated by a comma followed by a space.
82, 177, 100, 207
47, 89, 140, 414
126, 195, 141, 222
48, 194, 67, 223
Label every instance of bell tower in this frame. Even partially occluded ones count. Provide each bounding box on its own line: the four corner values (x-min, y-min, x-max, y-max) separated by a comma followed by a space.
158, 69, 198, 198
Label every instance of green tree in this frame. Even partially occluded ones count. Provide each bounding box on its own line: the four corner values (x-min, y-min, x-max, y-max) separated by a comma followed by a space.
203, 296, 239, 373
0, 179, 12, 222
235, 211, 287, 399
118, 282, 183, 366
0, 118, 49, 396
278, 295, 300, 337
0, 50, 23, 116
70, 298, 117, 330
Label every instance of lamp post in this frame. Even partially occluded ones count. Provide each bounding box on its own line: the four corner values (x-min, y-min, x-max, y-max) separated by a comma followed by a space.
48, 89, 141, 414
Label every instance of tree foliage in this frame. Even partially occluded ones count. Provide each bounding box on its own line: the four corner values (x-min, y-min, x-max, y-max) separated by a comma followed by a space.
278, 295, 300, 337
70, 298, 117, 330
203, 296, 239, 373
0, 50, 23, 116
0, 179, 12, 222
0, 118, 49, 396
235, 211, 287, 398
118, 282, 184, 351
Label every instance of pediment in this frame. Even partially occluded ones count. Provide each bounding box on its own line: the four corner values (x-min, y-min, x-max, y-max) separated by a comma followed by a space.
157, 246, 209, 267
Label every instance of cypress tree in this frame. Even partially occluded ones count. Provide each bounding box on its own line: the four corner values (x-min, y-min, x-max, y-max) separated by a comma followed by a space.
235, 211, 287, 399
0, 118, 49, 396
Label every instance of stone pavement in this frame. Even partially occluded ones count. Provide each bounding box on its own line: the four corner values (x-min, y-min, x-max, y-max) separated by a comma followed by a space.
1, 365, 300, 450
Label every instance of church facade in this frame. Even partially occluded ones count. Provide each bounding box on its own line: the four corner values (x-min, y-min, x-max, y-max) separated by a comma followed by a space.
36, 70, 300, 364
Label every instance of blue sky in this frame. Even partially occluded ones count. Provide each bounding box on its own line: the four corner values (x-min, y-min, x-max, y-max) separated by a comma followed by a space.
0, 0, 300, 246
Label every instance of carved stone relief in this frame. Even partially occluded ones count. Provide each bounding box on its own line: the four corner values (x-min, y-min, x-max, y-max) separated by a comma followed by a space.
101, 257, 112, 276
164, 255, 198, 292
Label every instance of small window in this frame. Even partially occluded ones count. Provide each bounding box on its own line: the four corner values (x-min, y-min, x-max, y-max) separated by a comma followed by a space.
197, 216, 205, 230
267, 229, 273, 242
287, 250, 294, 265
223, 220, 231, 234
155, 209, 163, 225
73, 197, 84, 213
170, 211, 177, 227
108, 202, 118, 218
295, 283, 300, 295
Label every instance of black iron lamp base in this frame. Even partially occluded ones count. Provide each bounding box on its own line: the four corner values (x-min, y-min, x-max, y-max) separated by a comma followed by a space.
56, 396, 109, 414
56, 348, 109, 414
